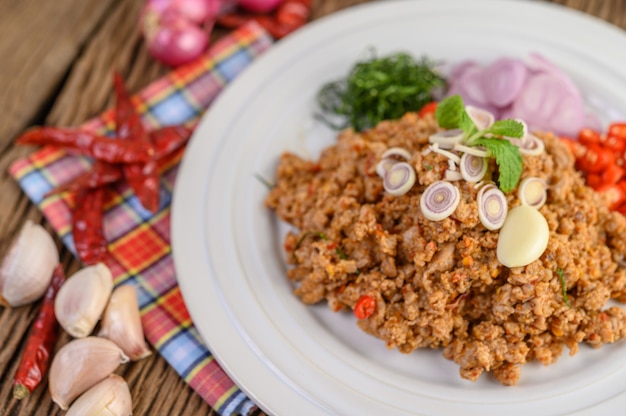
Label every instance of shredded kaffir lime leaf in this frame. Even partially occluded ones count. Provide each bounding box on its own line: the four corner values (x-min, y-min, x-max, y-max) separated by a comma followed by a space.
316, 52, 446, 132
556, 268, 571, 308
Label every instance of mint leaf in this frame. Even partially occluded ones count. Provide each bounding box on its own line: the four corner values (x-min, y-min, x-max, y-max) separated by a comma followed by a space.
475, 138, 523, 193
485, 119, 524, 138
435, 95, 464, 129
459, 110, 477, 136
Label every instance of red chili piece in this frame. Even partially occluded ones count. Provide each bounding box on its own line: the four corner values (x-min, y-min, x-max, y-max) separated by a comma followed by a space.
151, 125, 193, 159
17, 128, 154, 164
73, 188, 108, 265
608, 122, 626, 141
45, 162, 122, 197
13, 264, 65, 399
354, 295, 376, 320
418, 101, 438, 118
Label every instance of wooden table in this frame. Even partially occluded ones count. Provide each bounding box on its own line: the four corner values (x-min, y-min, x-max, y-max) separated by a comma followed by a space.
0, 0, 624, 414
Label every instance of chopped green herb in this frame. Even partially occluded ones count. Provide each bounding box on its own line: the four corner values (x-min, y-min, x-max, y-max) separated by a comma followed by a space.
316, 51, 446, 132
556, 268, 571, 308
424, 164, 433, 170
294, 231, 328, 251
335, 247, 348, 260
254, 173, 274, 190
434, 95, 524, 193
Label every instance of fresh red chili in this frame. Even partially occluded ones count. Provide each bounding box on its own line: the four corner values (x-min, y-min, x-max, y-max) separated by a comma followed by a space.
354, 295, 376, 320
13, 264, 65, 400
596, 183, 626, 210
17, 128, 154, 164
73, 188, 108, 265
576, 144, 613, 173
601, 163, 624, 185
577, 127, 602, 146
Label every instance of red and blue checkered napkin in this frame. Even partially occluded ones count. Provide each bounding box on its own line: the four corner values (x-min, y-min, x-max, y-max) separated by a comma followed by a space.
9, 22, 273, 415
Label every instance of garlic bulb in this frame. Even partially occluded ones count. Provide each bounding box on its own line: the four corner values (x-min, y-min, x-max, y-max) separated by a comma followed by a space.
98, 284, 151, 361
0, 220, 59, 307
55, 263, 113, 338
49, 337, 129, 410
66, 374, 132, 416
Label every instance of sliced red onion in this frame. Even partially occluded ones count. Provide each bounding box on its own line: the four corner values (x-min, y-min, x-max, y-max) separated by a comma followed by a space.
477, 184, 508, 230
383, 162, 416, 196
518, 177, 547, 209
518, 133, 545, 156
460, 153, 487, 183
430, 144, 461, 164
429, 129, 464, 149
465, 105, 495, 130
382, 147, 412, 161
420, 181, 460, 221
481, 58, 529, 108
376, 158, 398, 178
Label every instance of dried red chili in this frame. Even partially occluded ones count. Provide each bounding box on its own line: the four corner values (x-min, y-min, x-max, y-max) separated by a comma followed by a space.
72, 188, 108, 265
45, 162, 122, 197
13, 264, 65, 400
17, 128, 154, 164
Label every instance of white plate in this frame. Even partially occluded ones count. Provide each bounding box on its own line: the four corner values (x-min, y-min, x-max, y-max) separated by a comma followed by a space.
172, 1, 626, 414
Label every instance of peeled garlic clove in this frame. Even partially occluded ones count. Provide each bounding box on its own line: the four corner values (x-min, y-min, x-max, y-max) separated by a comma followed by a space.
98, 284, 151, 361
49, 336, 129, 410
66, 374, 132, 416
0, 220, 59, 307
55, 263, 113, 338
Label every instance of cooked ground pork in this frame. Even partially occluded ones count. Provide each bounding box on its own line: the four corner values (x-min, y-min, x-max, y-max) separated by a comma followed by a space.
265, 111, 626, 386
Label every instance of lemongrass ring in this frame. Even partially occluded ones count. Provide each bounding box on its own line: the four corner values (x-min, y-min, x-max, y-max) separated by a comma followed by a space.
460, 153, 488, 183
445, 169, 463, 181
430, 145, 461, 164
376, 158, 398, 178
381, 147, 412, 161
453, 143, 489, 158
477, 184, 508, 230
518, 177, 547, 209
519, 134, 545, 156
465, 106, 495, 130
383, 162, 416, 196
429, 129, 464, 149
420, 181, 460, 221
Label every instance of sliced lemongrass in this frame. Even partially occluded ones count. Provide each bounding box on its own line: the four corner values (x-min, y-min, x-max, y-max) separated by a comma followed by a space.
518, 177, 547, 209
381, 147, 412, 161
477, 184, 507, 230
376, 158, 398, 178
429, 129, 464, 149
420, 181, 460, 221
519, 133, 545, 156
445, 169, 463, 181
497, 205, 549, 267
465, 105, 495, 130
430, 145, 461, 164
453, 143, 489, 158
383, 162, 416, 196
447, 159, 458, 171
460, 153, 488, 183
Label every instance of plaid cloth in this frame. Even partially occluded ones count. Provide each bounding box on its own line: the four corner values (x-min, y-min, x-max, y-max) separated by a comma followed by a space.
9, 22, 273, 415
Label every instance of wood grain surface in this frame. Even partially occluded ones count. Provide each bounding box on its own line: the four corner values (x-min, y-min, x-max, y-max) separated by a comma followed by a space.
0, 0, 624, 415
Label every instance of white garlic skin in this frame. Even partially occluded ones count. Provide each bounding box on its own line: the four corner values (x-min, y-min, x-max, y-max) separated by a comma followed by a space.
0, 220, 59, 307
66, 374, 132, 416
49, 336, 129, 410
54, 263, 113, 338
98, 284, 151, 361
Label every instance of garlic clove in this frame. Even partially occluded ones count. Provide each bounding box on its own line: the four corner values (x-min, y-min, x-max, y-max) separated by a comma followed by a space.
54, 263, 113, 338
49, 336, 129, 410
66, 374, 132, 416
0, 220, 59, 307
98, 284, 151, 361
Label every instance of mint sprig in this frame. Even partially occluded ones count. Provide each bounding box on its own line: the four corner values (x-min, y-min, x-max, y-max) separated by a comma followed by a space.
434, 95, 524, 193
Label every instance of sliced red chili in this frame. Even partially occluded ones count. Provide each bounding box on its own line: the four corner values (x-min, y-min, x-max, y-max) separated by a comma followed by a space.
585, 173, 603, 190
13, 264, 65, 399
577, 144, 614, 173
603, 135, 626, 155
73, 187, 108, 265
354, 294, 376, 319
596, 183, 626, 210
601, 163, 624, 185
